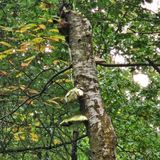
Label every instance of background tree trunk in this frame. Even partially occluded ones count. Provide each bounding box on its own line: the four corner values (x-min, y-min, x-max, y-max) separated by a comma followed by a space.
71, 131, 79, 160
67, 11, 117, 160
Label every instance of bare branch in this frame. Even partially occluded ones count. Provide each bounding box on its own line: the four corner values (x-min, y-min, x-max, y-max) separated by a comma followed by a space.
0, 135, 87, 154
0, 65, 72, 120
96, 63, 160, 67
145, 58, 160, 74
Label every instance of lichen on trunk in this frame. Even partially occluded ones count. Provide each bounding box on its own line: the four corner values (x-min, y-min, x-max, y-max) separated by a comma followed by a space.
67, 11, 117, 160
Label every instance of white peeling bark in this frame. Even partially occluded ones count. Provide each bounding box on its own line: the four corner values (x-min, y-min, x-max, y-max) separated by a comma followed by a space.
67, 11, 117, 160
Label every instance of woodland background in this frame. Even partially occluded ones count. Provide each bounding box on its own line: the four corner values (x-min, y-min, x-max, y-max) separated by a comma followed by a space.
0, 0, 160, 159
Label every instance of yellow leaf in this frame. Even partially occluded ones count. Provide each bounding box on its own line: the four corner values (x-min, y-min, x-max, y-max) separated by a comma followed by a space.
21, 61, 31, 68
48, 19, 53, 23
53, 59, 68, 65
39, 45, 46, 52
20, 42, 30, 50
0, 41, 12, 47
16, 49, 28, 53
32, 37, 44, 44
12, 127, 19, 133
53, 139, 61, 145
16, 72, 23, 78
24, 56, 35, 62
49, 28, 59, 33
0, 85, 18, 93
0, 54, 7, 60
27, 88, 39, 95
18, 23, 37, 33
19, 84, 25, 90
47, 97, 60, 105
14, 134, 20, 141
21, 56, 35, 68
0, 25, 12, 32
14, 133, 25, 141
0, 49, 16, 60
44, 35, 65, 42
55, 79, 72, 83
0, 70, 8, 76
33, 27, 41, 32
30, 133, 39, 142
38, 24, 46, 30
35, 122, 40, 127
26, 99, 34, 105
53, 60, 61, 65
39, 2, 48, 10
1, 49, 14, 55
18, 127, 25, 132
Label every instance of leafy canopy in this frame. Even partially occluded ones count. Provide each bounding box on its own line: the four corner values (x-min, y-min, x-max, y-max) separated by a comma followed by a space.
0, 0, 160, 159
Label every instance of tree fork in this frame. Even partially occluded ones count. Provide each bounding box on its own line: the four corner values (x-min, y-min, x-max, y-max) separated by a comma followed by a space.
67, 11, 117, 160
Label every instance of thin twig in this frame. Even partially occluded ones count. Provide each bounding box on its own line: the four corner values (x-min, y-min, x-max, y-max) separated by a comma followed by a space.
0, 135, 87, 154
145, 58, 160, 74
0, 65, 72, 120
97, 63, 160, 67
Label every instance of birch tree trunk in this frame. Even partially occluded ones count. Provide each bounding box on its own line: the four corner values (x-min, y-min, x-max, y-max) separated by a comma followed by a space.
67, 11, 117, 160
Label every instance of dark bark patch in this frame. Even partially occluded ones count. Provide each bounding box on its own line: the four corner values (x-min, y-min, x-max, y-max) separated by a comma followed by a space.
78, 39, 81, 43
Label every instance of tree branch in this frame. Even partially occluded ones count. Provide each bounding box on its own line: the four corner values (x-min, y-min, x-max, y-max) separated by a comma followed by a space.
145, 58, 160, 74
0, 65, 72, 120
97, 63, 160, 67
0, 135, 87, 154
